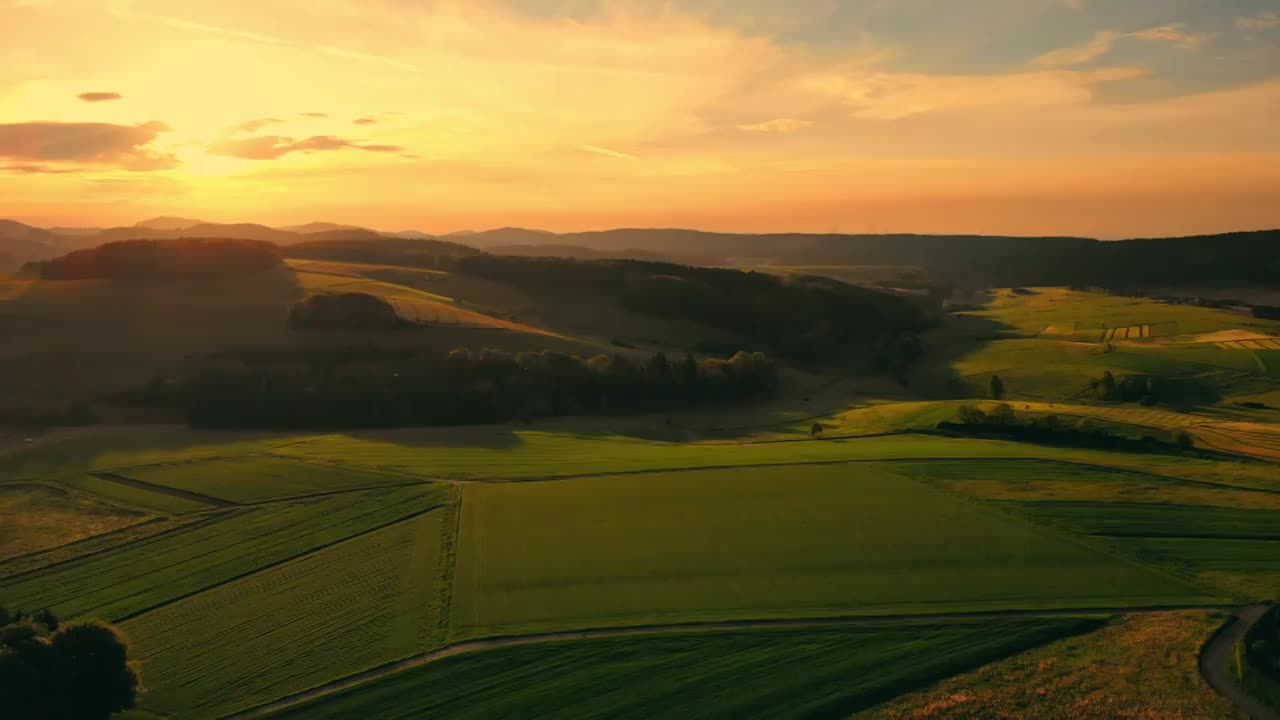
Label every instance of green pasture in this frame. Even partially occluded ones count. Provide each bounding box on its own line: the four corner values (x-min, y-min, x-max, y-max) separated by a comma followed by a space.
1018, 502, 1280, 539
58, 472, 212, 513
0, 484, 448, 620
273, 618, 1100, 720
120, 455, 418, 503
450, 465, 1213, 638
127, 508, 449, 719
1107, 537, 1280, 600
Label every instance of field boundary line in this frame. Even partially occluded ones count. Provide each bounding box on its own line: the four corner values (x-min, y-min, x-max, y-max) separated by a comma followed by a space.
221, 603, 1244, 720
0, 509, 240, 585
239, 479, 434, 507
113, 502, 450, 623
90, 471, 237, 507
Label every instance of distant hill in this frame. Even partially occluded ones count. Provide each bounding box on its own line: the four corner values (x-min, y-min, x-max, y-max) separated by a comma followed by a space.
97, 222, 295, 244
459, 227, 557, 247
279, 221, 369, 234
46, 227, 103, 236
135, 216, 206, 231
391, 230, 437, 240
0, 220, 59, 270
284, 234, 481, 266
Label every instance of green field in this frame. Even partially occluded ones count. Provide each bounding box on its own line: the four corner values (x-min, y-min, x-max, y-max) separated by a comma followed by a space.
0, 482, 146, 561
1108, 537, 1280, 600
126, 508, 450, 719
57, 472, 213, 513
0, 484, 448, 620
273, 618, 1100, 720
1018, 502, 1280, 539
120, 455, 419, 503
450, 465, 1213, 638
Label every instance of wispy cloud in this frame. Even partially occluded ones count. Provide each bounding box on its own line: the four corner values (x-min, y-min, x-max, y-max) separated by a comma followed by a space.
578, 144, 638, 160
77, 92, 123, 102
1237, 11, 1280, 30
1033, 24, 1208, 68
737, 118, 814, 133
353, 117, 378, 126
231, 117, 285, 134
209, 134, 405, 160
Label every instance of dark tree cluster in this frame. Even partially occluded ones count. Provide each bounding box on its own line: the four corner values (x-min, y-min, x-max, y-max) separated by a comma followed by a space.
1087, 371, 1166, 405
284, 236, 480, 267
21, 238, 282, 280
288, 292, 410, 330
0, 401, 97, 430
450, 256, 936, 360
182, 348, 778, 428
947, 404, 1194, 452
0, 608, 139, 720
1241, 606, 1280, 709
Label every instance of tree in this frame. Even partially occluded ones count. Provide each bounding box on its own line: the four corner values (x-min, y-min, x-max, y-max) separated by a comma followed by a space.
957, 405, 986, 425
0, 608, 139, 720
987, 403, 1017, 425
810, 422, 824, 439
1100, 370, 1118, 400
989, 374, 1005, 400
1176, 431, 1194, 450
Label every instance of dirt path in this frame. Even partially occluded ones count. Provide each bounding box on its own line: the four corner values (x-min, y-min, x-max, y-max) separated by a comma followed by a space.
1199, 604, 1279, 720
221, 604, 1239, 719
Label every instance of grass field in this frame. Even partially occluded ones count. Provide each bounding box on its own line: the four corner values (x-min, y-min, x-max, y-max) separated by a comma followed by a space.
126, 507, 450, 719
273, 618, 1100, 720
0, 484, 448, 620
450, 465, 1214, 638
119, 455, 420, 503
1018, 502, 1280, 540
1108, 537, 1280, 600
0, 513, 202, 582
57, 472, 213, 513
0, 482, 146, 561
868, 611, 1235, 720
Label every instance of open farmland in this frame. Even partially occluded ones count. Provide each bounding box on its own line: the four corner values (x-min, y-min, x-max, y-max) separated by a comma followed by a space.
0, 484, 448, 620
271, 618, 1100, 720
117, 455, 420, 503
450, 465, 1214, 638
124, 508, 450, 719
0, 482, 146, 560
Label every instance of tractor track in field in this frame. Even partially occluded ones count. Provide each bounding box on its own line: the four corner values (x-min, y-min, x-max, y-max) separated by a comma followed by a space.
1199, 604, 1279, 720
90, 471, 238, 507
221, 603, 1243, 719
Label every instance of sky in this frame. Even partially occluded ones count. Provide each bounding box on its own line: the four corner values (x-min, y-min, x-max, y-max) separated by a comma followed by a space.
2, 0, 1279, 237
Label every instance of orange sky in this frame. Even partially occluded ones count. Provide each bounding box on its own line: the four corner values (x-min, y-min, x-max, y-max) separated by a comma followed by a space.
2, 0, 1279, 237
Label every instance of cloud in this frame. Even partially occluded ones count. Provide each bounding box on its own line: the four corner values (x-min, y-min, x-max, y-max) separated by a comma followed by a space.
737, 118, 814, 133
0, 121, 177, 170
1, 163, 78, 174
77, 92, 123, 102
209, 134, 405, 160
232, 117, 285, 134
353, 117, 378, 125
1034, 24, 1208, 68
1130, 24, 1209, 50
300, 112, 328, 118
578, 144, 638, 160
1236, 11, 1280, 30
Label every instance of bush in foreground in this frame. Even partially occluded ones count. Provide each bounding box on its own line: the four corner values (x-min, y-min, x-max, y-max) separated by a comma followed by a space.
0, 608, 140, 720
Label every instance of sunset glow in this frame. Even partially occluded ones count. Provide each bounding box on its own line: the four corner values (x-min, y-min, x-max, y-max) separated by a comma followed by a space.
3, 0, 1279, 236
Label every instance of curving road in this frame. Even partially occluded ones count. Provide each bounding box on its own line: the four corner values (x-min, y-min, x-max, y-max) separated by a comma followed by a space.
1199, 605, 1279, 720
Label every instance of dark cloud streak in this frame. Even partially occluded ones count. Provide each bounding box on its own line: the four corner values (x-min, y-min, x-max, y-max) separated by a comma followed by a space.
0, 121, 177, 171
208, 134, 405, 160
78, 92, 124, 102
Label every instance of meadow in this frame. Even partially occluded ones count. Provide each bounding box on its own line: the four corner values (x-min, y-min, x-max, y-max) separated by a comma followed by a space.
118, 455, 421, 503
449, 465, 1213, 638
271, 618, 1101, 720
0, 482, 145, 560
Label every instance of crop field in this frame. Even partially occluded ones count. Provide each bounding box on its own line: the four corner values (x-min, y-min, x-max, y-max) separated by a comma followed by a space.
125, 508, 449, 719
1017, 502, 1280, 539
450, 465, 1212, 638
57, 472, 213, 513
0, 513, 202, 582
0, 482, 146, 560
897, 460, 1280, 510
868, 611, 1235, 720
1108, 537, 1280, 600
0, 484, 448, 620
118, 455, 420, 503
274, 618, 1100, 720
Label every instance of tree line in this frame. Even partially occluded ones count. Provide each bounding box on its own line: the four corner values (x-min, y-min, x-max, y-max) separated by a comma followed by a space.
172, 348, 779, 428
21, 238, 282, 280
448, 255, 937, 360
